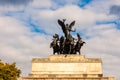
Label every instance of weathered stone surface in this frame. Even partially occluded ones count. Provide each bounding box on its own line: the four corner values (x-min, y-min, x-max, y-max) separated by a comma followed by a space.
32, 55, 102, 63
19, 55, 115, 80
19, 76, 115, 80
31, 55, 102, 75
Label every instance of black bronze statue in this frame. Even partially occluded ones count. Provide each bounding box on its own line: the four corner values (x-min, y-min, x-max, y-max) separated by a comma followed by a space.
59, 36, 65, 54
50, 19, 85, 55
58, 19, 75, 40
74, 33, 85, 54
50, 34, 60, 54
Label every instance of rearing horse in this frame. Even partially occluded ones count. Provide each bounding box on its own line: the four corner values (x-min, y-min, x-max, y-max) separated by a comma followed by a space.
75, 33, 85, 55
50, 34, 60, 55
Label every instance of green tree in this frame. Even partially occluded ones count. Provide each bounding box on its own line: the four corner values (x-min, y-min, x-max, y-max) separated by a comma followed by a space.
0, 60, 21, 80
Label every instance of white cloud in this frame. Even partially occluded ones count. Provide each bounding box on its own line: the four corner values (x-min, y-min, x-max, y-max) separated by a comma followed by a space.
0, 16, 52, 76
85, 0, 120, 14
29, 0, 53, 9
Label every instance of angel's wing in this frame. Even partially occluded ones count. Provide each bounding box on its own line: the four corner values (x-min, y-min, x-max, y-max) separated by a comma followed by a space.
69, 20, 75, 29
58, 19, 66, 34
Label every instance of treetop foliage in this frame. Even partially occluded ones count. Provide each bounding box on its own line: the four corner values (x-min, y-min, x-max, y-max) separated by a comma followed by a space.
0, 60, 21, 80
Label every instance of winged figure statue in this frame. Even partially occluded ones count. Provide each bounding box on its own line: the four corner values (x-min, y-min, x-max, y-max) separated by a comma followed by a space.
58, 19, 75, 40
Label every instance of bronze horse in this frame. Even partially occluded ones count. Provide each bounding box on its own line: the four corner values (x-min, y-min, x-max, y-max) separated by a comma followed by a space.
74, 33, 85, 54
50, 34, 60, 54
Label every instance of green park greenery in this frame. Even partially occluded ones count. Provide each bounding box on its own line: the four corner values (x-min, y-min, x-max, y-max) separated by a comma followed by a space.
0, 60, 21, 80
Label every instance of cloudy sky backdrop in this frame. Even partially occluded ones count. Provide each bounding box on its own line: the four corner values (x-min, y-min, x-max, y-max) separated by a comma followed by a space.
0, 0, 120, 79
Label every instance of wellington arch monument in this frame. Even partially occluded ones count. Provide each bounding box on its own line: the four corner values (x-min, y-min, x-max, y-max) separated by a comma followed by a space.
19, 19, 115, 80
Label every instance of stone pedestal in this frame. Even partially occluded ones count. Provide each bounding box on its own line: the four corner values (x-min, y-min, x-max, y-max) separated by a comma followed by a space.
20, 55, 114, 80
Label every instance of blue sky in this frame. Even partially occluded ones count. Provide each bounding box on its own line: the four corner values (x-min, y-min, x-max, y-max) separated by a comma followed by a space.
0, 0, 120, 80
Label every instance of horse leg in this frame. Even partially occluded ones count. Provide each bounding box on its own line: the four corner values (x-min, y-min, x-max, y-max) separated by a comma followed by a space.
53, 52, 55, 55
79, 50, 81, 55
57, 50, 60, 55
60, 47, 62, 54
73, 50, 76, 54
53, 49, 55, 55
69, 45, 71, 54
